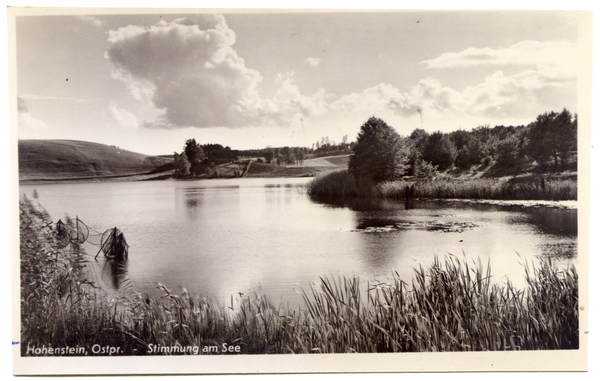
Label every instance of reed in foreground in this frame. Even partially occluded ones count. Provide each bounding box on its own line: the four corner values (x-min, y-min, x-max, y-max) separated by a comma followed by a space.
20, 195, 579, 354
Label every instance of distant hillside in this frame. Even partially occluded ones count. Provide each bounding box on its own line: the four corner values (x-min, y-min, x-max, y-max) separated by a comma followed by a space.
303, 155, 349, 167
18, 139, 173, 181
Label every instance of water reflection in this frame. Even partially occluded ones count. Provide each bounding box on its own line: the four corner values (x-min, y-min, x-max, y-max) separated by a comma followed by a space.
175, 187, 204, 213
100, 258, 131, 291
264, 182, 298, 206
527, 207, 577, 236
176, 185, 242, 219
319, 198, 577, 239
315, 197, 412, 212
264, 183, 297, 188
351, 225, 407, 271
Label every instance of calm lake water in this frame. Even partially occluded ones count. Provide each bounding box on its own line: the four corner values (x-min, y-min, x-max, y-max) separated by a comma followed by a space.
20, 178, 577, 308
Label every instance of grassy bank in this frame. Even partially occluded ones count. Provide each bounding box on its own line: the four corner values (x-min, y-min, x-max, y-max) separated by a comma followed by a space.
18, 139, 173, 181
306, 169, 577, 202
20, 195, 578, 355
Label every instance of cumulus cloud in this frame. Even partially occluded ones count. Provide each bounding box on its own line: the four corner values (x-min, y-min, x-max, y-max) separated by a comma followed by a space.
272, 73, 329, 119
331, 83, 413, 115
108, 102, 139, 128
304, 57, 321, 67
106, 16, 573, 131
106, 15, 281, 129
18, 97, 49, 131
325, 40, 577, 121
330, 64, 570, 122
107, 16, 333, 130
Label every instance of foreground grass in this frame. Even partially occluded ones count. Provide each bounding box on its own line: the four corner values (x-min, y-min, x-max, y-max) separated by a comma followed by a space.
306, 169, 577, 202
20, 195, 578, 355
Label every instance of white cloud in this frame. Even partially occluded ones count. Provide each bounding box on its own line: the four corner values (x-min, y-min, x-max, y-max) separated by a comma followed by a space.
304, 57, 321, 67
325, 40, 577, 121
421, 40, 576, 90
331, 83, 413, 115
109, 70, 156, 102
421, 40, 574, 69
106, 15, 574, 133
272, 73, 330, 120
107, 15, 273, 129
328, 64, 570, 123
107, 16, 332, 130
19, 93, 93, 103
18, 97, 49, 131
108, 102, 139, 128
76, 15, 102, 27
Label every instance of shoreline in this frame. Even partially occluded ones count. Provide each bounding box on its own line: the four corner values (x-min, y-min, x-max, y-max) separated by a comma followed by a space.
431, 198, 577, 210
18, 167, 326, 185
19, 175, 577, 210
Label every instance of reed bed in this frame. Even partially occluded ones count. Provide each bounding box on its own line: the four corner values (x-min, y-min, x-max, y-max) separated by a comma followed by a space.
305, 169, 360, 198
306, 170, 577, 201
20, 195, 579, 355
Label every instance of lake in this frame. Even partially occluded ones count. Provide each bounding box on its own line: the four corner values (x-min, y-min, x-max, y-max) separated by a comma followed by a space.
20, 177, 577, 308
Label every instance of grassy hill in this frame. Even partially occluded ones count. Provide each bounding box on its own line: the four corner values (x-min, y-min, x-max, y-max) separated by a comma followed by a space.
303, 155, 349, 168
18, 139, 173, 181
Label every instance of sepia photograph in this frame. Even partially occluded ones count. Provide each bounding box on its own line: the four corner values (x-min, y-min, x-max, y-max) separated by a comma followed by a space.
8, 4, 593, 376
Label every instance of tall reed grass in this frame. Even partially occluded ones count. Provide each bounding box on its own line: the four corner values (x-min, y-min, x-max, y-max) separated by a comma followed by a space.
306, 170, 577, 201
20, 195, 578, 355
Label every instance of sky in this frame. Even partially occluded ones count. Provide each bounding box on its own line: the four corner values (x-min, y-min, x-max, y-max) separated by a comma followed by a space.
13, 8, 587, 155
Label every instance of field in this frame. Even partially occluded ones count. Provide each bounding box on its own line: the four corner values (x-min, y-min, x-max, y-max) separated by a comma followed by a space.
302, 155, 350, 167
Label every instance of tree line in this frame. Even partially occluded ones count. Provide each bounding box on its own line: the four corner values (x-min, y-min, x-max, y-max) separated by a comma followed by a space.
349, 109, 577, 184
172, 140, 313, 177
173, 139, 242, 177
172, 108, 576, 180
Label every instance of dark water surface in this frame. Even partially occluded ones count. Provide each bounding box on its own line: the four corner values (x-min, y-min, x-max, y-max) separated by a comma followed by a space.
20, 178, 577, 308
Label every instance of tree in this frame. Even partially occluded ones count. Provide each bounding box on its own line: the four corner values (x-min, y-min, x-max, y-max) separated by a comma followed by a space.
409, 128, 429, 150
342, 134, 348, 150
348, 117, 409, 184
421, 131, 457, 171
173, 152, 191, 177
455, 135, 485, 169
556, 110, 577, 166
526, 108, 577, 167
184, 139, 205, 163
184, 138, 206, 175
263, 148, 275, 164
495, 134, 521, 167
405, 128, 429, 175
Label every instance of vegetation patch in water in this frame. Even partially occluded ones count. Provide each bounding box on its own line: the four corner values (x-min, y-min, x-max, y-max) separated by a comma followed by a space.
350, 221, 479, 233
